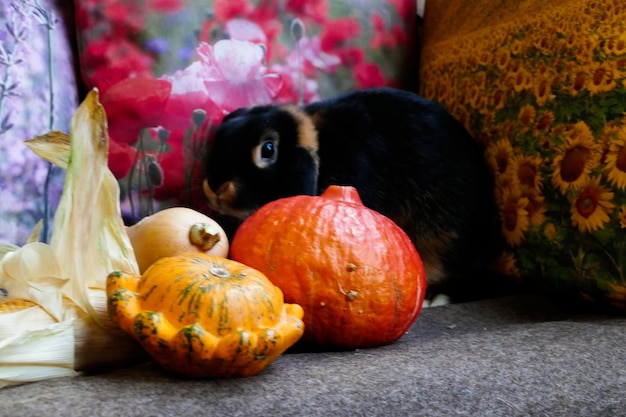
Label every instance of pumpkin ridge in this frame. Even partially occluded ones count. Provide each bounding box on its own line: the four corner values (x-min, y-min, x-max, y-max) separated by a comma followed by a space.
387, 271, 403, 343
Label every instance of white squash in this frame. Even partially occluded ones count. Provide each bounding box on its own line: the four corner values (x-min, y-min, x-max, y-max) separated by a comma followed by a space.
126, 207, 229, 273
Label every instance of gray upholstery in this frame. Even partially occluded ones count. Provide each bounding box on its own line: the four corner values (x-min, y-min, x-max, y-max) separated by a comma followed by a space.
1, 294, 624, 416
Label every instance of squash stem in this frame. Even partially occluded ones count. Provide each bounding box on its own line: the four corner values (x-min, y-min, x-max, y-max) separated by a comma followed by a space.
189, 222, 221, 251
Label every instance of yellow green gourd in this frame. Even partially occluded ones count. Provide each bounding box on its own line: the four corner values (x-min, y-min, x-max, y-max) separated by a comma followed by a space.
106, 253, 304, 378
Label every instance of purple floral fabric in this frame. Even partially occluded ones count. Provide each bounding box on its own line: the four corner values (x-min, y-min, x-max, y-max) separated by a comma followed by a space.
0, 1, 78, 245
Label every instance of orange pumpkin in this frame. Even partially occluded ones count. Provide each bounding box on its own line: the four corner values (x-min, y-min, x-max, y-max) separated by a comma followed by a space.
230, 185, 427, 349
106, 254, 304, 378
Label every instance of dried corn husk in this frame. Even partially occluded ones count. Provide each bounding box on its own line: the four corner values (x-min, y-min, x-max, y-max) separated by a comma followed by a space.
0, 89, 146, 388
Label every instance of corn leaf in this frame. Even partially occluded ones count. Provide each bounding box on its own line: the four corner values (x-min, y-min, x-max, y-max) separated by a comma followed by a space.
0, 320, 78, 387
23, 131, 71, 169
0, 243, 67, 321
0, 89, 145, 387
26, 90, 139, 313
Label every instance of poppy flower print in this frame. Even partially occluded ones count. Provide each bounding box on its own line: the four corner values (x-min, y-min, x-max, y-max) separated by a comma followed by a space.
74, 0, 416, 222
199, 40, 284, 112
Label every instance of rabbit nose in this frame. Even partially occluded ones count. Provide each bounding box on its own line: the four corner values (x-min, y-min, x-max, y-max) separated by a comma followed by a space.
203, 180, 236, 207
202, 180, 217, 201
215, 181, 236, 201
202, 180, 237, 213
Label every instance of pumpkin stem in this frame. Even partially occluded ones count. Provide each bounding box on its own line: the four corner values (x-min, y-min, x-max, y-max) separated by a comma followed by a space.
189, 222, 221, 251
321, 185, 364, 206
209, 266, 231, 279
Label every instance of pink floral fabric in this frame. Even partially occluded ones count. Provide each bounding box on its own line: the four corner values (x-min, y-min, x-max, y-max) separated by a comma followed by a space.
74, 0, 416, 223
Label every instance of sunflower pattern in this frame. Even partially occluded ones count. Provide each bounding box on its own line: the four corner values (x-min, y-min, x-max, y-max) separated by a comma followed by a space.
419, 0, 626, 311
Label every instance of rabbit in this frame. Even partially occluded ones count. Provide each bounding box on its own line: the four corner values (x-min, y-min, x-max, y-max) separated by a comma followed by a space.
202, 87, 500, 298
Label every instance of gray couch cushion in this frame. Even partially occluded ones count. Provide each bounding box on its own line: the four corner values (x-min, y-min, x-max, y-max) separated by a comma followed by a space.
1, 294, 624, 416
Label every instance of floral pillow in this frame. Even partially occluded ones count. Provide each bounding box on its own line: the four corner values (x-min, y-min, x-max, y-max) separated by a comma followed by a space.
419, 0, 626, 312
0, 1, 78, 246
73, 0, 417, 224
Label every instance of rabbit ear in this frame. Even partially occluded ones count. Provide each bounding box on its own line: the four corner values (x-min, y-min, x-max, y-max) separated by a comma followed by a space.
282, 105, 319, 166
282, 106, 318, 150
222, 107, 249, 122
252, 129, 280, 169
280, 106, 320, 196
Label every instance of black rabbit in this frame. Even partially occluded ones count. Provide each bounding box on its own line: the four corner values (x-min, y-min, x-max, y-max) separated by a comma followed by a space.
203, 88, 500, 297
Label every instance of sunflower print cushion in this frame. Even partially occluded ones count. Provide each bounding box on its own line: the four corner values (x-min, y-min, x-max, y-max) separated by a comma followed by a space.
419, 0, 626, 312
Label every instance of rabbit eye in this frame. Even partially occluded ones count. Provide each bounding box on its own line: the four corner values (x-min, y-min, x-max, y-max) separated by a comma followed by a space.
260, 140, 275, 160
253, 132, 279, 169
